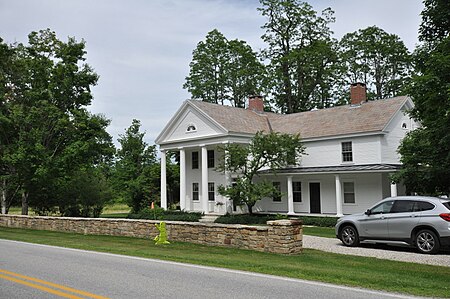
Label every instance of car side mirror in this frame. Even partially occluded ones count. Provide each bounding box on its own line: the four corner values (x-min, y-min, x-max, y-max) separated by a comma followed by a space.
365, 209, 371, 216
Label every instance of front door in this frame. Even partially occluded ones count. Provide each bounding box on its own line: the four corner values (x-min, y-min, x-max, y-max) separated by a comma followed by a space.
309, 182, 321, 213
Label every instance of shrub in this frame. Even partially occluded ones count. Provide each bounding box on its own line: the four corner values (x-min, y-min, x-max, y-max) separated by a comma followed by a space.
127, 208, 202, 222
215, 213, 337, 227
295, 216, 338, 227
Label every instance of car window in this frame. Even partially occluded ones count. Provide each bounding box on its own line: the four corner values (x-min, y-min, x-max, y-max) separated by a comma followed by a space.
413, 201, 435, 212
370, 200, 394, 214
391, 200, 415, 213
441, 200, 450, 211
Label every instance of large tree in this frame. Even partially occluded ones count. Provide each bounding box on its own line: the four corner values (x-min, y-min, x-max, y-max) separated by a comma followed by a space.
339, 26, 412, 100
184, 29, 266, 107
0, 29, 114, 215
218, 131, 305, 214
259, 0, 339, 113
395, 0, 450, 196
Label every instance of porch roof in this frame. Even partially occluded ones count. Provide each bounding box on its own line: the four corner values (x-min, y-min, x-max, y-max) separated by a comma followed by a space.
260, 164, 401, 175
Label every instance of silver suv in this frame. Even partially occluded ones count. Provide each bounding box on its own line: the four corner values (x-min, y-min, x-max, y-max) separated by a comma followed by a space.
335, 196, 450, 254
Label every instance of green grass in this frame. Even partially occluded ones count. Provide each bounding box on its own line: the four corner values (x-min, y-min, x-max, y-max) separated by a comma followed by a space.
0, 227, 449, 297
303, 226, 335, 238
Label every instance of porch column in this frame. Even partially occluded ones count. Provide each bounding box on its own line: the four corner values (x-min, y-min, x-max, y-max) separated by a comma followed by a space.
160, 150, 167, 210
335, 174, 343, 217
390, 182, 398, 197
201, 145, 209, 213
287, 176, 295, 215
179, 148, 186, 211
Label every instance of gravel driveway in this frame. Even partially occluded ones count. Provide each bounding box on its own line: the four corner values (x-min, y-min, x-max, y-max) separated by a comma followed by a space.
303, 235, 450, 267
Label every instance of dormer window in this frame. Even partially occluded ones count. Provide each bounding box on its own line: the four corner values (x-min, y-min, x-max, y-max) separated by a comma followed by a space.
186, 124, 197, 132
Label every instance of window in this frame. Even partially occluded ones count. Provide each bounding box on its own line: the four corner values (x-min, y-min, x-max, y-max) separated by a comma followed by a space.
342, 142, 353, 162
343, 182, 355, 204
192, 183, 199, 201
293, 181, 302, 202
370, 200, 394, 214
391, 200, 415, 213
207, 150, 215, 168
413, 201, 435, 212
186, 124, 197, 132
192, 152, 199, 169
272, 182, 281, 202
208, 182, 215, 201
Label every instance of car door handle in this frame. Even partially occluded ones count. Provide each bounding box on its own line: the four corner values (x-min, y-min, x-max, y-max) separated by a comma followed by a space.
410, 214, 418, 217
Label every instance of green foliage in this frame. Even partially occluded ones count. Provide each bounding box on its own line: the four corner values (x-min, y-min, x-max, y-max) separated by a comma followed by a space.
214, 213, 279, 224
395, 1, 450, 196
217, 131, 304, 214
113, 119, 159, 212
56, 167, 113, 218
297, 216, 337, 227
0, 29, 114, 215
127, 207, 203, 222
339, 26, 412, 100
259, 0, 339, 112
184, 29, 267, 107
215, 214, 336, 227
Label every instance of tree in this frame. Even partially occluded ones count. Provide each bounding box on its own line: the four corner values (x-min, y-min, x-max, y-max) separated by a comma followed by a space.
184, 29, 266, 107
394, 0, 450, 196
0, 29, 114, 214
259, 0, 339, 113
113, 119, 159, 212
218, 131, 305, 214
339, 26, 412, 100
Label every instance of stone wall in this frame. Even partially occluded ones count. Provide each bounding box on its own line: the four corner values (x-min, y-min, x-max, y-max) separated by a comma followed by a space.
0, 215, 303, 254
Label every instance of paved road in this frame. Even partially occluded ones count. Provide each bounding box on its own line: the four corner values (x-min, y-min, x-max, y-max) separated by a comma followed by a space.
0, 239, 423, 299
303, 235, 450, 267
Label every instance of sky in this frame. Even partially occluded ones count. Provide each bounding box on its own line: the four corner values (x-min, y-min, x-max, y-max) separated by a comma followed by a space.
0, 0, 425, 147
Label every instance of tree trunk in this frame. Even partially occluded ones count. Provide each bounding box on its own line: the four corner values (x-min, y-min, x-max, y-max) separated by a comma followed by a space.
21, 191, 28, 215
247, 203, 253, 215
1, 180, 6, 214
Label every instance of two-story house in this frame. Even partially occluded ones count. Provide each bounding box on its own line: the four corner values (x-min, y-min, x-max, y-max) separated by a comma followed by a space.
155, 83, 417, 216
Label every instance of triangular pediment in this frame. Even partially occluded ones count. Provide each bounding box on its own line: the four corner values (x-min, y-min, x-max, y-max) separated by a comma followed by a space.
155, 101, 227, 145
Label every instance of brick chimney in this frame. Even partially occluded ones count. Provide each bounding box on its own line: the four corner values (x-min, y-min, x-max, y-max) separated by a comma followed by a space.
248, 95, 264, 112
350, 82, 367, 105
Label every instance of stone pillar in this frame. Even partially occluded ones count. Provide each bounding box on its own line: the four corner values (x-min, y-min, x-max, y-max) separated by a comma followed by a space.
266, 220, 303, 254
287, 176, 294, 215
160, 150, 167, 210
179, 148, 186, 211
390, 182, 397, 197
335, 174, 343, 217
201, 145, 209, 213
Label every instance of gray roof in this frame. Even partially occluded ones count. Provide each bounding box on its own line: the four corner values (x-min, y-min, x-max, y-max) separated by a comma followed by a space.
260, 164, 401, 174
189, 96, 409, 139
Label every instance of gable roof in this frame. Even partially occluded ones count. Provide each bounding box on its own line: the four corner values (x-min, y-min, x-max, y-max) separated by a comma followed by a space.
188, 96, 410, 140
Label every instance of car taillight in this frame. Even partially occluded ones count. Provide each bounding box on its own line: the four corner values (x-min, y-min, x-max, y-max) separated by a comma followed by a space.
439, 213, 450, 222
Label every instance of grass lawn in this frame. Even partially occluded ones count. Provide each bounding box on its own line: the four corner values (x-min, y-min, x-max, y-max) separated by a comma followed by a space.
0, 227, 448, 298
303, 226, 335, 238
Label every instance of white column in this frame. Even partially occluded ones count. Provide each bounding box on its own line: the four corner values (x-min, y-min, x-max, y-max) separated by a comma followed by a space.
160, 150, 167, 210
390, 182, 398, 197
201, 145, 209, 213
179, 148, 186, 211
287, 176, 294, 215
335, 174, 343, 217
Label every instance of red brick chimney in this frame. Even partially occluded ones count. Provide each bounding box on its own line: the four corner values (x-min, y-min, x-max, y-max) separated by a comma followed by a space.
248, 95, 264, 112
350, 82, 367, 105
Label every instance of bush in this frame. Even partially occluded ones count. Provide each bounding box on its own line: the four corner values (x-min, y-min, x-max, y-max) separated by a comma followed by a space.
214, 214, 280, 224
127, 208, 202, 222
214, 213, 337, 227
296, 216, 338, 227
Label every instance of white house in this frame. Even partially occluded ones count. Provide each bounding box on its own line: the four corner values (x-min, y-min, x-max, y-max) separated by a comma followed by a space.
155, 83, 417, 216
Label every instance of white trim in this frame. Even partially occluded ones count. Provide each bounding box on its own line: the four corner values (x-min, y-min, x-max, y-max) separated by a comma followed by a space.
160, 150, 167, 209
179, 148, 186, 211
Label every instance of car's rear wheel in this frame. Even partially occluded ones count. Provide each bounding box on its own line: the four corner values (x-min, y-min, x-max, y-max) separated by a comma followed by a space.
340, 225, 360, 247
415, 229, 440, 254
